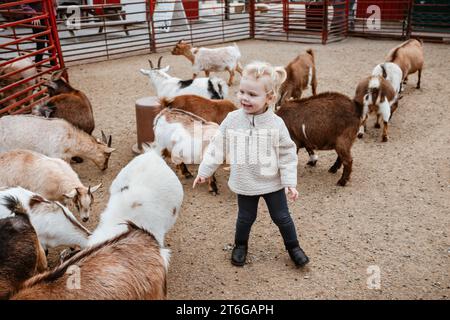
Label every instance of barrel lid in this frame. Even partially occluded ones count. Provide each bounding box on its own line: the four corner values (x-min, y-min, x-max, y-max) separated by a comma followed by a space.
135, 96, 161, 108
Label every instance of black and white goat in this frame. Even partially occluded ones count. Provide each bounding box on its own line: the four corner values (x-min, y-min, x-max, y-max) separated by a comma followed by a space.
140, 57, 228, 100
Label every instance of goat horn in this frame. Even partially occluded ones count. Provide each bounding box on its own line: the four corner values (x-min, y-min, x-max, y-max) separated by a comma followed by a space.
148, 59, 154, 69
51, 68, 67, 81
157, 56, 163, 69
108, 135, 112, 148
101, 130, 107, 143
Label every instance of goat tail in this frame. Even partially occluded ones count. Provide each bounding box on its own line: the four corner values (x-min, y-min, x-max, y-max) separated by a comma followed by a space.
380, 64, 387, 79
1, 195, 29, 218
159, 97, 174, 109
306, 48, 315, 61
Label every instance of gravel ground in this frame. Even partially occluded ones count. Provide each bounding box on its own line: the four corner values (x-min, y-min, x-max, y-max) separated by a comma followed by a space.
47, 38, 450, 299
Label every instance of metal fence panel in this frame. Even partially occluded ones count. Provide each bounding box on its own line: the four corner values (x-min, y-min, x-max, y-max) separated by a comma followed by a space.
1, 0, 65, 115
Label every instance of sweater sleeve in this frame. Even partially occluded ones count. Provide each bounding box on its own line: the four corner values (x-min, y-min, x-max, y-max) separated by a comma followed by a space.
278, 121, 298, 188
197, 114, 229, 178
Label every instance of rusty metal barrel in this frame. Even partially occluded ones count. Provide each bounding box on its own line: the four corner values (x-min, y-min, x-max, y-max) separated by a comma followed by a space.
132, 96, 162, 154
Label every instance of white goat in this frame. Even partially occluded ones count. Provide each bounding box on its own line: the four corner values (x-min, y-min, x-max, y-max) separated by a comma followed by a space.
0, 149, 101, 222
89, 145, 184, 251
0, 187, 91, 251
171, 40, 243, 86
10, 146, 183, 300
140, 57, 228, 100
372, 62, 403, 95
153, 108, 220, 194
0, 115, 115, 171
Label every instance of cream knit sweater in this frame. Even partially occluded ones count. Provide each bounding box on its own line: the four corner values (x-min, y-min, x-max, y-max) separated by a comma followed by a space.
198, 108, 298, 196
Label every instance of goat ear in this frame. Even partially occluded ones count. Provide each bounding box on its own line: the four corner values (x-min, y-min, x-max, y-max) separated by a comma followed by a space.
161, 65, 170, 73
140, 68, 150, 75
105, 147, 116, 154
89, 183, 102, 193
64, 189, 77, 199
29, 195, 50, 208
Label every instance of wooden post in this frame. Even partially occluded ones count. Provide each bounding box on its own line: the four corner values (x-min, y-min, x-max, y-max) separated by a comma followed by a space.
224, 0, 230, 20
406, 0, 414, 39
132, 97, 163, 154
249, 0, 255, 38
322, 0, 329, 44
148, 0, 157, 53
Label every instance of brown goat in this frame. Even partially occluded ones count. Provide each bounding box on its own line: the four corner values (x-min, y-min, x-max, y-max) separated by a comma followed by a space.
276, 92, 363, 186
32, 69, 95, 135
354, 75, 397, 142
386, 39, 424, 89
159, 94, 237, 125
11, 222, 167, 300
278, 49, 317, 106
0, 196, 47, 300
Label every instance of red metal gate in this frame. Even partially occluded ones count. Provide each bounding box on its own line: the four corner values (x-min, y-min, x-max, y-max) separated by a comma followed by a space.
1, 0, 65, 115
254, 0, 347, 45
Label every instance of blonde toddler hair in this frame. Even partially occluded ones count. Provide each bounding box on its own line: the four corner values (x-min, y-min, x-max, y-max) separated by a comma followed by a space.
242, 61, 287, 109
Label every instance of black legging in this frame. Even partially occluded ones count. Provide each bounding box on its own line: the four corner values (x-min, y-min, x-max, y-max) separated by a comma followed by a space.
32, 24, 48, 64
235, 189, 300, 250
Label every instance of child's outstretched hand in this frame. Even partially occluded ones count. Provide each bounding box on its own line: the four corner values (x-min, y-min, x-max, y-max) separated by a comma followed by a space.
193, 176, 208, 188
285, 187, 299, 202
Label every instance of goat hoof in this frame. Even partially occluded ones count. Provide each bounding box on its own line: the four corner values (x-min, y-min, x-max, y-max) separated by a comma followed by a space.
374, 123, 381, 129
184, 172, 193, 179
306, 160, 317, 167
357, 133, 364, 139
382, 136, 388, 142
337, 179, 347, 187
416, 85, 420, 89
209, 190, 218, 196
328, 166, 338, 174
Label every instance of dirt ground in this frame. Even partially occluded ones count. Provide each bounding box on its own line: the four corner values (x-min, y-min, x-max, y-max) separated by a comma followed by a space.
48, 38, 450, 299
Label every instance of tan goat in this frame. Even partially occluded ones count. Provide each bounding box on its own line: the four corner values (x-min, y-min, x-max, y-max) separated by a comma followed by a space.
278, 49, 317, 106
386, 39, 424, 89
0, 150, 101, 222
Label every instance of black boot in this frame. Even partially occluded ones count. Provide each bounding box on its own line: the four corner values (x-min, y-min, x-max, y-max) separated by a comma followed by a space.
231, 244, 247, 266
288, 246, 309, 267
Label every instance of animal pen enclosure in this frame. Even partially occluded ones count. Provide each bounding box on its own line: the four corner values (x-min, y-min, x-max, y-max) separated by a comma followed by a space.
1, 0, 449, 116
0, 0, 65, 115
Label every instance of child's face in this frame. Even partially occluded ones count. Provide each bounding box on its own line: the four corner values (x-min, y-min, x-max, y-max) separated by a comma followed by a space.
237, 76, 273, 115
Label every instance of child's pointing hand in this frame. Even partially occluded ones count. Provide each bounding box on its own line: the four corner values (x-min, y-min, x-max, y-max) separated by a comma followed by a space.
285, 187, 299, 202
193, 176, 207, 189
